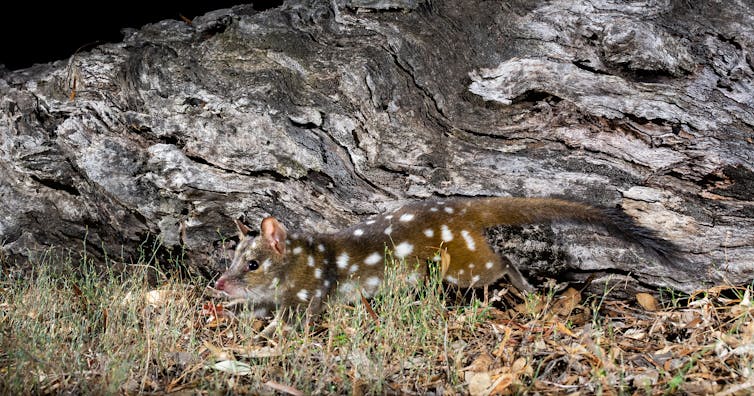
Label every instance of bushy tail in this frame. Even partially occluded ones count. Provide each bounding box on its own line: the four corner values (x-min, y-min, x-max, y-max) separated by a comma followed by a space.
599, 207, 682, 265
476, 197, 682, 266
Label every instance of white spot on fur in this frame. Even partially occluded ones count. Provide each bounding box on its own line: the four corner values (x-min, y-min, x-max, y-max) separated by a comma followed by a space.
315, 289, 322, 298
399, 213, 415, 222
444, 207, 454, 214
292, 246, 303, 255
307, 255, 315, 267
485, 261, 494, 269
430, 207, 438, 212
297, 289, 309, 301
394, 241, 414, 258
441, 225, 453, 242
337, 252, 350, 269
384, 215, 393, 220
324, 280, 331, 287
423, 228, 434, 238
384, 225, 393, 235
349, 264, 359, 273
461, 230, 476, 251
337, 281, 359, 301
366, 276, 381, 288
468, 263, 475, 269
262, 259, 272, 271
445, 275, 458, 284
253, 308, 269, 318
366, 220, 376, 225
364, 252, 382, 266
458, 269, 465, 275
314, 268, 322, 279
353, 228, 364, 236
317, 244, 325, 252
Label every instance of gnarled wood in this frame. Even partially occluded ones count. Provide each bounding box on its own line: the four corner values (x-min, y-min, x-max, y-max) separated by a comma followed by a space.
1, 0, 752, 294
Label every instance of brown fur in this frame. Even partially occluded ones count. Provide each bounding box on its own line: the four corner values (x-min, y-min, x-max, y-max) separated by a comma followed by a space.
214, 197, 678, 318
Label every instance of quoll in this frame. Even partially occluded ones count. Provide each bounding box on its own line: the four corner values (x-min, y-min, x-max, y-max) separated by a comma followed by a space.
214, 197, 678, 330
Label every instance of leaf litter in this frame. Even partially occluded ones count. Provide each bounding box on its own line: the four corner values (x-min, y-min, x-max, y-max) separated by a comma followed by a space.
193, 282, 754, 395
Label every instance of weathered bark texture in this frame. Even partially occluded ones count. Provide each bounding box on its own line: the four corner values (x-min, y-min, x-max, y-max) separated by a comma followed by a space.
1, 0, 753, 294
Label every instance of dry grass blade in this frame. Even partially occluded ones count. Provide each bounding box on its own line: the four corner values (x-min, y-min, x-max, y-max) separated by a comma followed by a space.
440, 247, 451, 277
360, 290, 380, 322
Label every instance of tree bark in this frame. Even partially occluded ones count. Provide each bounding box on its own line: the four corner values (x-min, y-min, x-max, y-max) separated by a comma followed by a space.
1, 0, 752, 294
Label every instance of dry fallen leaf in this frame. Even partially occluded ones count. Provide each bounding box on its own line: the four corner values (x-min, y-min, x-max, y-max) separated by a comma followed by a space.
510, 357, 528, 374
552, 287, 581, 316
464, 353, 494, 372
636, 293, 659, 311
630, 369, 659, 388
265, 381, 304, 396
211, 360, 252, 376
492, 325, 513, 357
623, 328, 646, 340
466, 371, 492, 396
680, 380, 724, 395
489, 373, 514, 394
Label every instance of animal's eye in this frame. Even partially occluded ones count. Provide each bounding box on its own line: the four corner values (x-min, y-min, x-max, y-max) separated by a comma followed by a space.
248, 259, 260, 271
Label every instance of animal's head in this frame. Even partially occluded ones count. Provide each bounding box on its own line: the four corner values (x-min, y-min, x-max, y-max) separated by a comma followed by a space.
214, 217, 289, 303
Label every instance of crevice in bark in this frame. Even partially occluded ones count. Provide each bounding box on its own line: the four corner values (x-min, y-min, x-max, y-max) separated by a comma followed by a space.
29, 175, 81, 196
571, 60, 610, 75
382, 44, 444, 117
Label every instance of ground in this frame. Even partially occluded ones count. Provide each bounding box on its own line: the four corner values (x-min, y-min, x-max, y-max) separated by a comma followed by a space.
1, 254, 753, 394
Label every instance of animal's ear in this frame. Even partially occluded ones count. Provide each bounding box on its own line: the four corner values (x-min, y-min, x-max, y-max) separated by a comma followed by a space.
235, 219, 253, 240
260, 217, 287, 255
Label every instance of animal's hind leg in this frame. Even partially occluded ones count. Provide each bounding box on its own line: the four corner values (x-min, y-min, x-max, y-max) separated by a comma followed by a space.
501, 255, 534, 293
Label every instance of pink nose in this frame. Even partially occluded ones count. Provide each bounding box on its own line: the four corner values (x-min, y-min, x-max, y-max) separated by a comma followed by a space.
215, 278, 226, 290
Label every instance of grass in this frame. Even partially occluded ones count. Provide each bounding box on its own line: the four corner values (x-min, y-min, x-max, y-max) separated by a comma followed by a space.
1, 246, 754, 395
